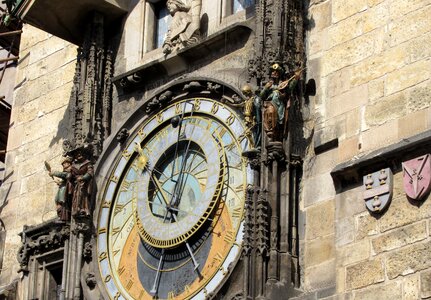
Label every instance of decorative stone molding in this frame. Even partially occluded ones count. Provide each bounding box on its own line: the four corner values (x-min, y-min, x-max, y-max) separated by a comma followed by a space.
332, 130, 431, 188
17, 221, 69, 271
116, 128, 130, 144
112, 25, 252, 93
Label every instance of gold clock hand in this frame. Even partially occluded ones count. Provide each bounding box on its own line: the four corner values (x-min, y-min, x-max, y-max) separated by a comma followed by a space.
149, 178, 201, 271
150, 173, 171, 208
150, 162, 201, 270
150, 248, 165, 296
169, 212, 201, 271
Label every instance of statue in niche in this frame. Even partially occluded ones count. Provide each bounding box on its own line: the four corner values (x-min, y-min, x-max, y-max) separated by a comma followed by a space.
45, 158, 73, 222
67, 145, 94, 217
241, 84, 262, 149
163, 0, 202, 55
259, 63, 302, 141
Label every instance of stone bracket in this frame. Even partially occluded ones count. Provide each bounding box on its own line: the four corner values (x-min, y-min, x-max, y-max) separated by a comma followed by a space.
331, 130, 431, 189
113, 23, 253, 94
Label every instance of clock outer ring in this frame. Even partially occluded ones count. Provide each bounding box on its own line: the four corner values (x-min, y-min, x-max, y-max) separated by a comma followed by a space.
96, 97, 254, 300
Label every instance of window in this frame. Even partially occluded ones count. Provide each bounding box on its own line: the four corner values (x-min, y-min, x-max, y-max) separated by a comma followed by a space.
141, 0, 172, 53
232, 0, 255, 14
155, 3, 171, 49
27, 250, 64, 300
222, 0, 255, 20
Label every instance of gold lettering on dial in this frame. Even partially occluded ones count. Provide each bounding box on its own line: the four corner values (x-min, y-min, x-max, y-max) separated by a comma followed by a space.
224, 230, 235, 244
226, 113, 235, 125
98, 228, 107, 234
98, 252, 107, 262
193, 99, 201, 111
234, 185, 244, 193
104, 275, 112, 283
156, 112, 164, 123
111, 227, 120, 236
114, 204, 125, 216
113, 292, 121, 300
232, 207, 242, 219
168, 291, 175, 300
120, 180, 131, 192
213, 252, 223, 264
118, 265, 125, 275
126, 280, 134, 291
211, 102, 219, 114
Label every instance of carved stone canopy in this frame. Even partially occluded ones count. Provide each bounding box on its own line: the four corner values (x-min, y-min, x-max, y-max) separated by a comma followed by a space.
17, 220, 69, 271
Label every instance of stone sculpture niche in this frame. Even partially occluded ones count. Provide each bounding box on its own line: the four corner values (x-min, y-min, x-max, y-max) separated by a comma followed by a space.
163, 0, 202, 55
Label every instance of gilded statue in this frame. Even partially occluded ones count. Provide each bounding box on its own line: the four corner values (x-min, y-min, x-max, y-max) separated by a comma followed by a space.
241, 84, 262, 148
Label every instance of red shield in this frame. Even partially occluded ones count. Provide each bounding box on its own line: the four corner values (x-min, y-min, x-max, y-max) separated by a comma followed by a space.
402, 154, 431, 201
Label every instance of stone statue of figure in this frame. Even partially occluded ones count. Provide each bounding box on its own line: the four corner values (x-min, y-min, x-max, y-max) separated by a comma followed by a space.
69, 147, 94, 217
241, 84, 262, 149
47, 157, 73, 222
163, 0, 202, 55
259, 63, 301, 140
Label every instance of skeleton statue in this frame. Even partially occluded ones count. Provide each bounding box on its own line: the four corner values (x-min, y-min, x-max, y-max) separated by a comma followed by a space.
241, 84, 262, 149
163, 0, 202, 55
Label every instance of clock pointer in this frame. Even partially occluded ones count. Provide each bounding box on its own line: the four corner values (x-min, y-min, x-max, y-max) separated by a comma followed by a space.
170, 105, 196, 207
147, 172, 201, 271
149, 201, 214, 222
150, 248, 165, 297
151, 173, 201, 270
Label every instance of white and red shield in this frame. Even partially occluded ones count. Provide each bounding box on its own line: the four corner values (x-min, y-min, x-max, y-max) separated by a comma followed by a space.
402, 154, 431, 201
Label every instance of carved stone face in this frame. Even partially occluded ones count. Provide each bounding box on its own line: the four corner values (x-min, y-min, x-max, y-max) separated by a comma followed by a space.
166, 0, 178, 14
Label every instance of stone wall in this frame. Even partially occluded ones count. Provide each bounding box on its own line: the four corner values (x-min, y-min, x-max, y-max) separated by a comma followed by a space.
0, 25, 76, 284
302, 0, 431, 298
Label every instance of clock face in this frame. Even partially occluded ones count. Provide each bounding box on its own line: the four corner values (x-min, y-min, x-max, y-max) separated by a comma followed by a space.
97, 98, 253, 300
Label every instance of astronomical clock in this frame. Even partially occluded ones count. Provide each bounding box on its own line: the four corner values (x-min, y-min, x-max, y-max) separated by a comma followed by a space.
95, 82, 254, 299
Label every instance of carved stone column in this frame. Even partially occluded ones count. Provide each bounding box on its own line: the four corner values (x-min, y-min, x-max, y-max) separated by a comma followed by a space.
265, 141, 285, 284
243, 150, 262, 299
64, 216, 92, 300
70, 11, 114, 158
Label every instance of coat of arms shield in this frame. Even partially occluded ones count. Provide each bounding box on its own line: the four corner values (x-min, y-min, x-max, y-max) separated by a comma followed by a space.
363, 168, 393, 213
402, 154, 431, 201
